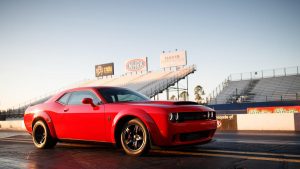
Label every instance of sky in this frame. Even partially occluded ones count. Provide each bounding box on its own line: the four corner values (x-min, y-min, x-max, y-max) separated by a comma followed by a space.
0, 0, 300, 110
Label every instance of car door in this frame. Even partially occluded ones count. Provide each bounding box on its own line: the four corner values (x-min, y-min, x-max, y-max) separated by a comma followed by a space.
61, 90, 106, 141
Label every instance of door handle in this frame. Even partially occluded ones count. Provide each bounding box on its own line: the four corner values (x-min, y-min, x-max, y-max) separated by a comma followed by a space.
64, 108, 69, 112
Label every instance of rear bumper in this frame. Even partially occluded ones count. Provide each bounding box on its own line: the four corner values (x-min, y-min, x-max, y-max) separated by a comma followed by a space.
154, 120, 217, 146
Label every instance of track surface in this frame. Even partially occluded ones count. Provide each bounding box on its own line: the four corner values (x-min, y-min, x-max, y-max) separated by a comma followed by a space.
0, 130, 300, 169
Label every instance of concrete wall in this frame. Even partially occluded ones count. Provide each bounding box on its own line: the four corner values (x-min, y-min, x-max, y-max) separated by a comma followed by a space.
294, 113, 300, 131
0, 120, 26, 131
236, 113, 295, 131
1, 113, 300, 131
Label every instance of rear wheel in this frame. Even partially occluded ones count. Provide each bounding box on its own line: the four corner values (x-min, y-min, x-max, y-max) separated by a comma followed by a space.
120, 118, 149, 156
32, 120, 57, 149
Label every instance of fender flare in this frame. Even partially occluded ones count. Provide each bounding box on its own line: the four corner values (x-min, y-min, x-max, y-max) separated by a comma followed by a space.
111, 108, 161, 145
32, 111, 57, 139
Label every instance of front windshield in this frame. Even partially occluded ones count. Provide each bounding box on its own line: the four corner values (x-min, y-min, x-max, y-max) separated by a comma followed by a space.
98, 87, 150, 103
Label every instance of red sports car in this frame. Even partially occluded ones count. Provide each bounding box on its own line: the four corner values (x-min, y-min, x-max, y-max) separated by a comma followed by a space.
24, 86, 217, 156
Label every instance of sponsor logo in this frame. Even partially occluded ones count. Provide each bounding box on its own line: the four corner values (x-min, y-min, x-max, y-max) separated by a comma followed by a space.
160, 50, 187, 68
217, 115, 234, 120
95, 63, 114, 77
247, 106, 300, 114
126, 59, 146, 71
217, 120, 222, 128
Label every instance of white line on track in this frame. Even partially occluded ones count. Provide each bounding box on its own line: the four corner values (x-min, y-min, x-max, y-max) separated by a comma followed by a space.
152, 150, 300, 163
0, 138, 31, 142
198, 149, 300, 158
0, 139, 32, 144
216, 138, 300, 145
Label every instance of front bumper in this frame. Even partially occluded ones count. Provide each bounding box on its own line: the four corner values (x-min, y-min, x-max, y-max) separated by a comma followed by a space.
155, 120, 217, 146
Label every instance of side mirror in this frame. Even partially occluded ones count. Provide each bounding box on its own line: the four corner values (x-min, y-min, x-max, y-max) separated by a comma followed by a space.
82, 98, 96, 107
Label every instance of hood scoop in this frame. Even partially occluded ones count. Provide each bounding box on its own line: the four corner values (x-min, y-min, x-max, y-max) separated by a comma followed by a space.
149, 101, 198, 105
173, 101, 199, 105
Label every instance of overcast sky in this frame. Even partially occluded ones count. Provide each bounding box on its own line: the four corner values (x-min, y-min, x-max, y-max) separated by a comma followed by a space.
0, 0, 300, 109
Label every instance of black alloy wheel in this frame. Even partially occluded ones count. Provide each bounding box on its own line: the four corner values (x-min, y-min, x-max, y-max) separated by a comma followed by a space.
121, 118, 149, 156
32, 120, 57, 149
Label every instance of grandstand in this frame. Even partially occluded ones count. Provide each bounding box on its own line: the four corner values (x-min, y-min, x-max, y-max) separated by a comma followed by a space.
208, 66, 300, 114
81, 66, 195, 98
0, 65, 196, 119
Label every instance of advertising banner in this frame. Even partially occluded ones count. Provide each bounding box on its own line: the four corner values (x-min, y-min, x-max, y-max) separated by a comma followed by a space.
160, 50, 187, 68
216, 114, 237, 130
95, 63, 114, 77
125, 57, 148, 73
247, 106, 300, 114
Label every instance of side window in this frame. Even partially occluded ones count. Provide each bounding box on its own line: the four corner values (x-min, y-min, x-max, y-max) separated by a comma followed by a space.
68, 91, 101, 105
118, 94, 141, 102
57, 93, 71, 105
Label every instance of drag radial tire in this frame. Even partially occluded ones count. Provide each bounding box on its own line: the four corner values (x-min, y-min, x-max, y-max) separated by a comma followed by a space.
121, 118, 150, 156
32, 120, 57, 149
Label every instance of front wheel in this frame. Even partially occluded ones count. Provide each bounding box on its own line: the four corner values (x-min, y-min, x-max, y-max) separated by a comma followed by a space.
32, 120, 57, 149
120, 118, 150, 156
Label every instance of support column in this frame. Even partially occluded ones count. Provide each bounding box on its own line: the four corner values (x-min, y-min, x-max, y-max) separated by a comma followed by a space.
166, 88, 169, 100
177, 81, 179, 100
186, 76, 189, 101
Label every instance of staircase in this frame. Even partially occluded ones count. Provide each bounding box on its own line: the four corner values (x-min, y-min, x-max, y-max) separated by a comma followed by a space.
225, 79, 260, 103
242, 79, 260, 102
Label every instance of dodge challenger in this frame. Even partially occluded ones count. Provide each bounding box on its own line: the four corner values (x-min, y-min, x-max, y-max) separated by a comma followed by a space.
24, 86, 217, 156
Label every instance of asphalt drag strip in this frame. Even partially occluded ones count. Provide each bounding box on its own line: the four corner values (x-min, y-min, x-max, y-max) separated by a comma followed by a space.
1, 133, 300, 164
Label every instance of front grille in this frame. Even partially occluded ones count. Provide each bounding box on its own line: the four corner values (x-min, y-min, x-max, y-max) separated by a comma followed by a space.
179, 130, 211, 142
177, 112, 216, 122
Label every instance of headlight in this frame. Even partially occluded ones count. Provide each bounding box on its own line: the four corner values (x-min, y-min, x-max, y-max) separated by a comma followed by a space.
169, 113, 174, 121
169, 113, 179, 122
212, 111, 216, 119
207, 111, 216, 120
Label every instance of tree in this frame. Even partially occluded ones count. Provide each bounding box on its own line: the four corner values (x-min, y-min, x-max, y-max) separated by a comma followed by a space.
170, 95, 176, 101
194, 85, 205, 104
179, 91, 188, 101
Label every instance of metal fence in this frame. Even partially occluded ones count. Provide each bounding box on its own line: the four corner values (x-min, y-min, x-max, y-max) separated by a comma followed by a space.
228, 66, 299, 81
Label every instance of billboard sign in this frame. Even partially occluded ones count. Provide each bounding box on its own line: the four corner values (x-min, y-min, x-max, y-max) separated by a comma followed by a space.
125, 57, 148, 72
160, 50, 187, 68
247, 106, 300, 114
95, 63, 114, 77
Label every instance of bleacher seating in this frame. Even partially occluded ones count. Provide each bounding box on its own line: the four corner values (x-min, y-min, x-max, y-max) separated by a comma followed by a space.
209, 74, 300, 104
251, 75, 300, 102
80, 66, 195, 97
210, 80, 251, 104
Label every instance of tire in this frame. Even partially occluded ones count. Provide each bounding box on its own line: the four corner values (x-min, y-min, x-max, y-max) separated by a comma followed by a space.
32, 120, 57, 149
120, 118, 150, 156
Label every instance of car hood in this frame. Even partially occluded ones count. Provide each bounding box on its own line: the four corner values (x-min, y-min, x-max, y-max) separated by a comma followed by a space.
114, 101, 214, 112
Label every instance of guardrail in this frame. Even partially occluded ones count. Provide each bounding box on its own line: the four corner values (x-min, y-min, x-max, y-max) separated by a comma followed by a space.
144, 65, 196, 98
229, 66, 299, 81
208, 93, 300, 105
